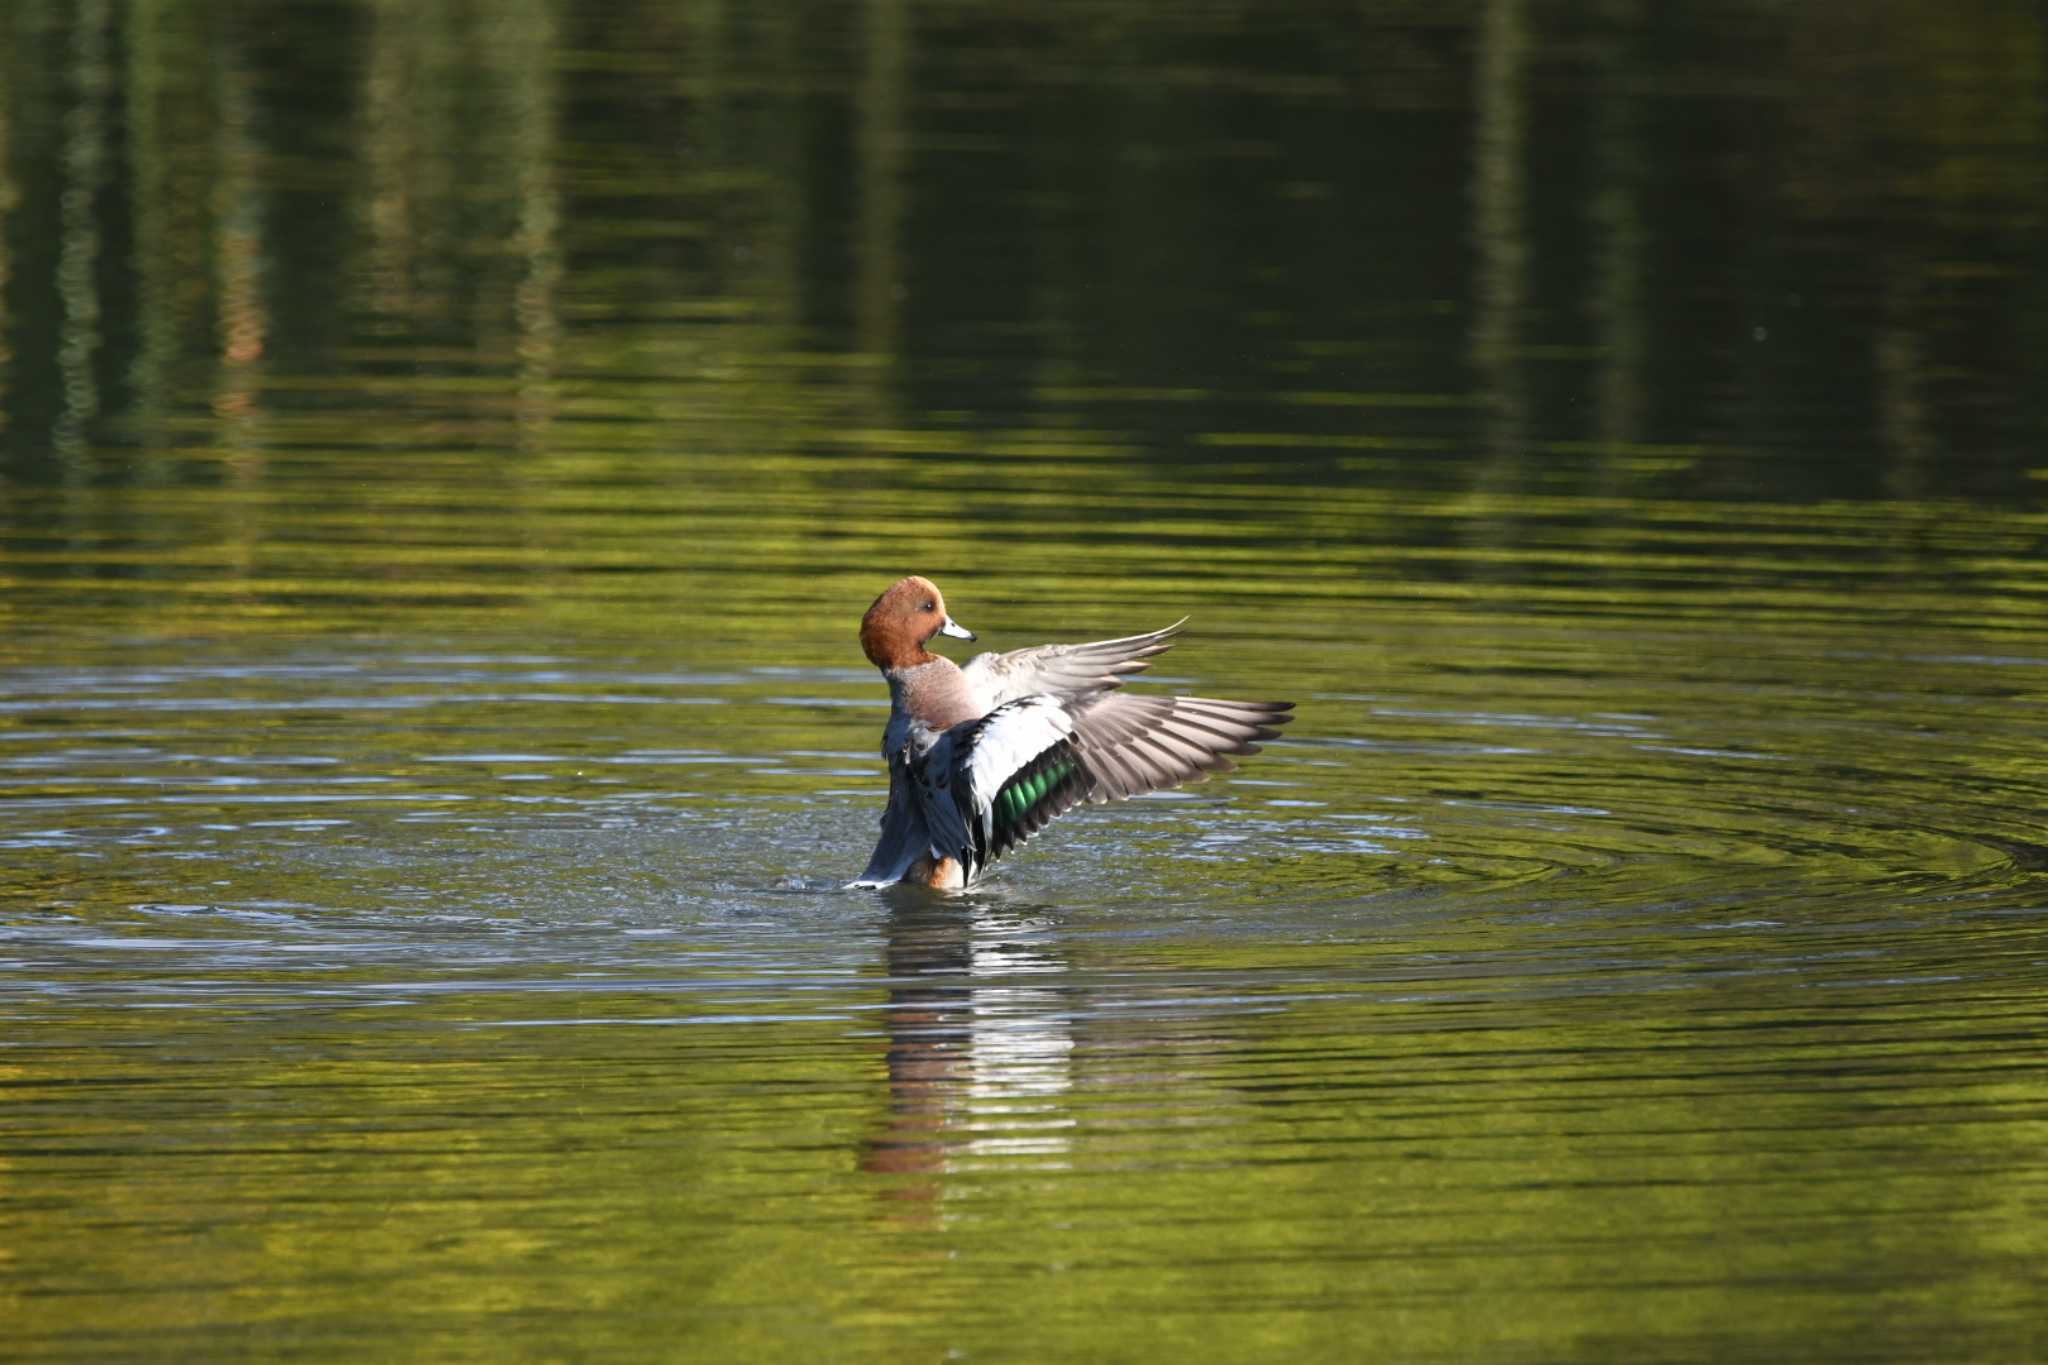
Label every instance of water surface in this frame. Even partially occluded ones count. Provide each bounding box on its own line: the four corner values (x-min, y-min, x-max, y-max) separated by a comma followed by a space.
5, 2, 2048, 1359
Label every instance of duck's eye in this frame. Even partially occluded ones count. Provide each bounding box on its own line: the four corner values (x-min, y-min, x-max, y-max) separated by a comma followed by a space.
922, 601, 936, 612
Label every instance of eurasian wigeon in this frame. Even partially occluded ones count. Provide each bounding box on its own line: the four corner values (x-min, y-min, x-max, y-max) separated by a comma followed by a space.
851, 575, 1295, 889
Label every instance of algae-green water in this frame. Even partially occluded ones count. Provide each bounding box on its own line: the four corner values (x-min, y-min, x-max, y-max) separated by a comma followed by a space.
4, 3, 2047, 1360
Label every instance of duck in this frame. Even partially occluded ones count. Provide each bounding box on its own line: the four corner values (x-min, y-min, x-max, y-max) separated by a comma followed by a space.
850, 575, 1294, 889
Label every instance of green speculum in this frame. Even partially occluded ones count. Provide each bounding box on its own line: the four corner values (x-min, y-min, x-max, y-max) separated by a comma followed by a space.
998, 754, 1075, 829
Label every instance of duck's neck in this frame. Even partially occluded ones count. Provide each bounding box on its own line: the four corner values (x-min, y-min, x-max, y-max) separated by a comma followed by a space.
887, 656, 980, 729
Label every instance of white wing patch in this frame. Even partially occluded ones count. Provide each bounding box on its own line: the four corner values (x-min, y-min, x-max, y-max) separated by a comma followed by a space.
959, 695, 1076, 806
912, 695, 1077, 880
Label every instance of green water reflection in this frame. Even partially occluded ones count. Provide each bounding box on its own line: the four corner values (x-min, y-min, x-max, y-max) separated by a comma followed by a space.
4, 1, 2048, 1360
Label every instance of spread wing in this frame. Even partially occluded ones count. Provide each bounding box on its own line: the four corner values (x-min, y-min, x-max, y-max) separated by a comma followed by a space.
1068, 693, 1293, 801
912, 690, 1294, 885
960, 620, 1186, 710
911, 696, 1082, 885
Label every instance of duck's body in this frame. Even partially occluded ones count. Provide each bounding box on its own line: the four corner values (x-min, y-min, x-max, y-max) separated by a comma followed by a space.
852, 576, 1294, 889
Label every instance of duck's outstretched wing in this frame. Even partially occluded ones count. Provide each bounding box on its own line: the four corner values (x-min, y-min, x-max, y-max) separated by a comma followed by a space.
910, 696, 1084, 886
913, 691, 1295, 885
1067, 693, 1294, 801
959, 620, 1186, 710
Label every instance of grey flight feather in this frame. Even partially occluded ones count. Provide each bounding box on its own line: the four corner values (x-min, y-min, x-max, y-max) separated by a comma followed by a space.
960, 619, 1187, 711
1068, 693, 1290, 801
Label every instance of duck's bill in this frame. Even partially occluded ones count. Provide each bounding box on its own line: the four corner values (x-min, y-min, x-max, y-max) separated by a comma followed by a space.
938, 616, 977, 641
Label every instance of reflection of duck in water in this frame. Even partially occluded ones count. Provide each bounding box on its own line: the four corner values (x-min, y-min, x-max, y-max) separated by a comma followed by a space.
861, 900, 1075, 1197
852, 576, 1295, 890
860, 901, 970, 1189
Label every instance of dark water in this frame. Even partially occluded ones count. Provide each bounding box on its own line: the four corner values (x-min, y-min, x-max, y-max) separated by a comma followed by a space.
5, 2, 2048, 1359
